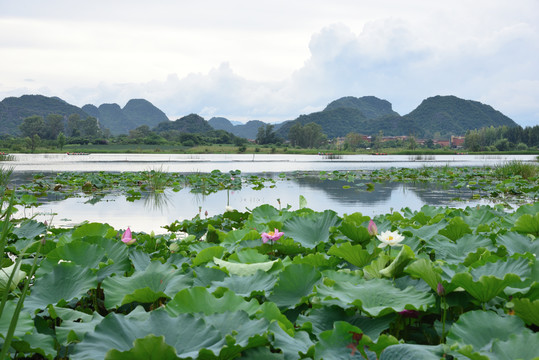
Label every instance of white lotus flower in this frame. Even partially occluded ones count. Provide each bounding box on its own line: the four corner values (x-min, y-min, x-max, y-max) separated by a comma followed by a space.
376, 230, 405, 248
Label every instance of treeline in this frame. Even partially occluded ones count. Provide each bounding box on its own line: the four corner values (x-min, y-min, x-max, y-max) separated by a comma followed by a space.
0, 113, 249, 152
464, 125, 539, 151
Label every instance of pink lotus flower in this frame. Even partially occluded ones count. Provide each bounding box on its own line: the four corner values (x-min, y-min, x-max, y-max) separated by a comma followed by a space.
121, 227, 136, 245
368, 219, 378, 236
261, 228, 284, 244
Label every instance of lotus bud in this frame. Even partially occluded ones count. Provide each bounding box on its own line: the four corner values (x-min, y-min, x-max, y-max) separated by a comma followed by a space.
368, 219, 378, 236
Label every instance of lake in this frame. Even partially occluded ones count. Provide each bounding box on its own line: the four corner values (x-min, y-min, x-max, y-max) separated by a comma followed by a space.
4, 153, 536, 233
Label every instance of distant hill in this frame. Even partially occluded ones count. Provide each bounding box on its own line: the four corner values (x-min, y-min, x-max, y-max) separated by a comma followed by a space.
83, 99, 169, 135
208, 117, 270, 139
402, 95, 518, 136
324, 96, 400, 119
0, 93, 520, 139
0, 95, 89, 135
153, 114, 214, 133
277, 95, 519, 139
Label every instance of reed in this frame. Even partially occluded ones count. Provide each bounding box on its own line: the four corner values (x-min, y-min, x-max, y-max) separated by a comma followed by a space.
494, 161, 538, 179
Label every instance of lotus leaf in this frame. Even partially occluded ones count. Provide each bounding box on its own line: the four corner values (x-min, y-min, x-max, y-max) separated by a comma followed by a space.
24, 262, 98, 312
0, 300, 34, 339
512, 297, 539, 326
282, 210, 340, 249
213, 257, 278, 276
269, 263, 321, 309
489, 331, 539, 360
496, 232, 539, 256
165, 287, 260, 316
105, 335, 180, 360
71, 310, 225, 360
328, 243, 378, 268
101, 261, 193, 308
447, 310, 532, 359
316, 278, 435, 317
210, 270, 278, 297
379, 244, 415, 278
512, 212, 539, 237
270, 321, 313, 360
379, 344, 445, 360
0, 262, 26, 293
451, 257, 531, 303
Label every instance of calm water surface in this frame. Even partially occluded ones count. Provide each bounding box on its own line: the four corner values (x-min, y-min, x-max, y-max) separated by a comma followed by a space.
5, 154, 534, 233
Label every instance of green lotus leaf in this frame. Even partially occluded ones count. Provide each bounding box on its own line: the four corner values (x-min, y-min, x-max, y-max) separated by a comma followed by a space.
314, 321, 380, 360
165, 287, 260, 317
24, 262, 98, 313
296, 306, 394, 340
251, 204, 293, 224
405, 220, 447, 242
12, 219, 47, 240
54, 310, 104, 345
204, 310, 269, 358
102, 261, 193, 308
496, 232, 539, 256
337, 215, 371, 245
328, 243, 378, 268
71, 310, 225, 360
379, 344, 445, 360
85, 237, 132, 281
322, 269, 364, 285
210, 270, 278, 297
37, 240, 105, 277
490, 331, 539, 360
404, 258, 442, 292
282, 210, 340, 249
13, 331, 56, 360
253, 301, 294, 333
379, 245, 415, 278
451, 257, 531, 303
213, 257, 278, 276
230, 248, 270, 263
363, 254, 391, 280
241, 346, 285, 358
0, 300, 34, 339
316, 278, 435, 317
426, 234, 495, 264
269, 263, 321, 309
193, 246, 225, 266
270, 321, 313, 360
512, 297, 539, 326
105, 335, 179, 360
192, 266, 227, 287
128, 248, 151, 272
292, 253, 341, 269
512, 212, 539, 237
71, 222, 117, 240
0, 262, 26, 293
447, 310, 531, 359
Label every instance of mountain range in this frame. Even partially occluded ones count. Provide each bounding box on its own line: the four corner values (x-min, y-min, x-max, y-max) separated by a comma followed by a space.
0, 94, 519, 139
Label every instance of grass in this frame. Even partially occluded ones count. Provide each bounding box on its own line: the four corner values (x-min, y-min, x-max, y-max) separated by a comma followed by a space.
0, 165, 13, 187
494, 161, 539, 179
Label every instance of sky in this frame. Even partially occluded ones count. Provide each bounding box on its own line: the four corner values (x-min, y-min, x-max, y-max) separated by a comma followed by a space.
1, 0, 538, 127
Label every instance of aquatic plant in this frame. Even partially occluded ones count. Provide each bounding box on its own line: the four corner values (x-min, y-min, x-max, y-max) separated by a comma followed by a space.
1, 200, 537, 358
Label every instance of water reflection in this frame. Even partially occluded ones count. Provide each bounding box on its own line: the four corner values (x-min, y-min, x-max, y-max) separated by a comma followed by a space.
25, 175, 490, 233
142, 191, 173, 212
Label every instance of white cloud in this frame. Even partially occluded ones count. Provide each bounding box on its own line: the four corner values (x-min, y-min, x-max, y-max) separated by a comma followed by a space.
1, 1, 538, 127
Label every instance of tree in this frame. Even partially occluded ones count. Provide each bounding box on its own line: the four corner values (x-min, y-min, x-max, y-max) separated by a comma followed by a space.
57, 132, 66, 150
25, 134, 40, 152
19, 115, 44, 138
288, 122, 326, 148
67, 114, 81, 137
79, 117, 100, 138
44, 114, 64, 140
256, 124, 279, 145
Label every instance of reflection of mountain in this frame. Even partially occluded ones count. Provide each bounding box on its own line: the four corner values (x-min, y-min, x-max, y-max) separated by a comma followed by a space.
289, 176, 477, 207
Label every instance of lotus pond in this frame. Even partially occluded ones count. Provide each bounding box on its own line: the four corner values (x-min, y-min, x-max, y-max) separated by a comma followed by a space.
0, 163, 538, 359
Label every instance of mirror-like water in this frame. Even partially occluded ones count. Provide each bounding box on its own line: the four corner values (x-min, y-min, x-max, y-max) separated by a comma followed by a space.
4, 154, 534, 233
5, 153, 538, 173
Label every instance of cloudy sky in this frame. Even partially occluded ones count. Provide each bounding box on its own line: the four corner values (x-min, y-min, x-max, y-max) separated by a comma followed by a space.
1, 0, 538, 127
